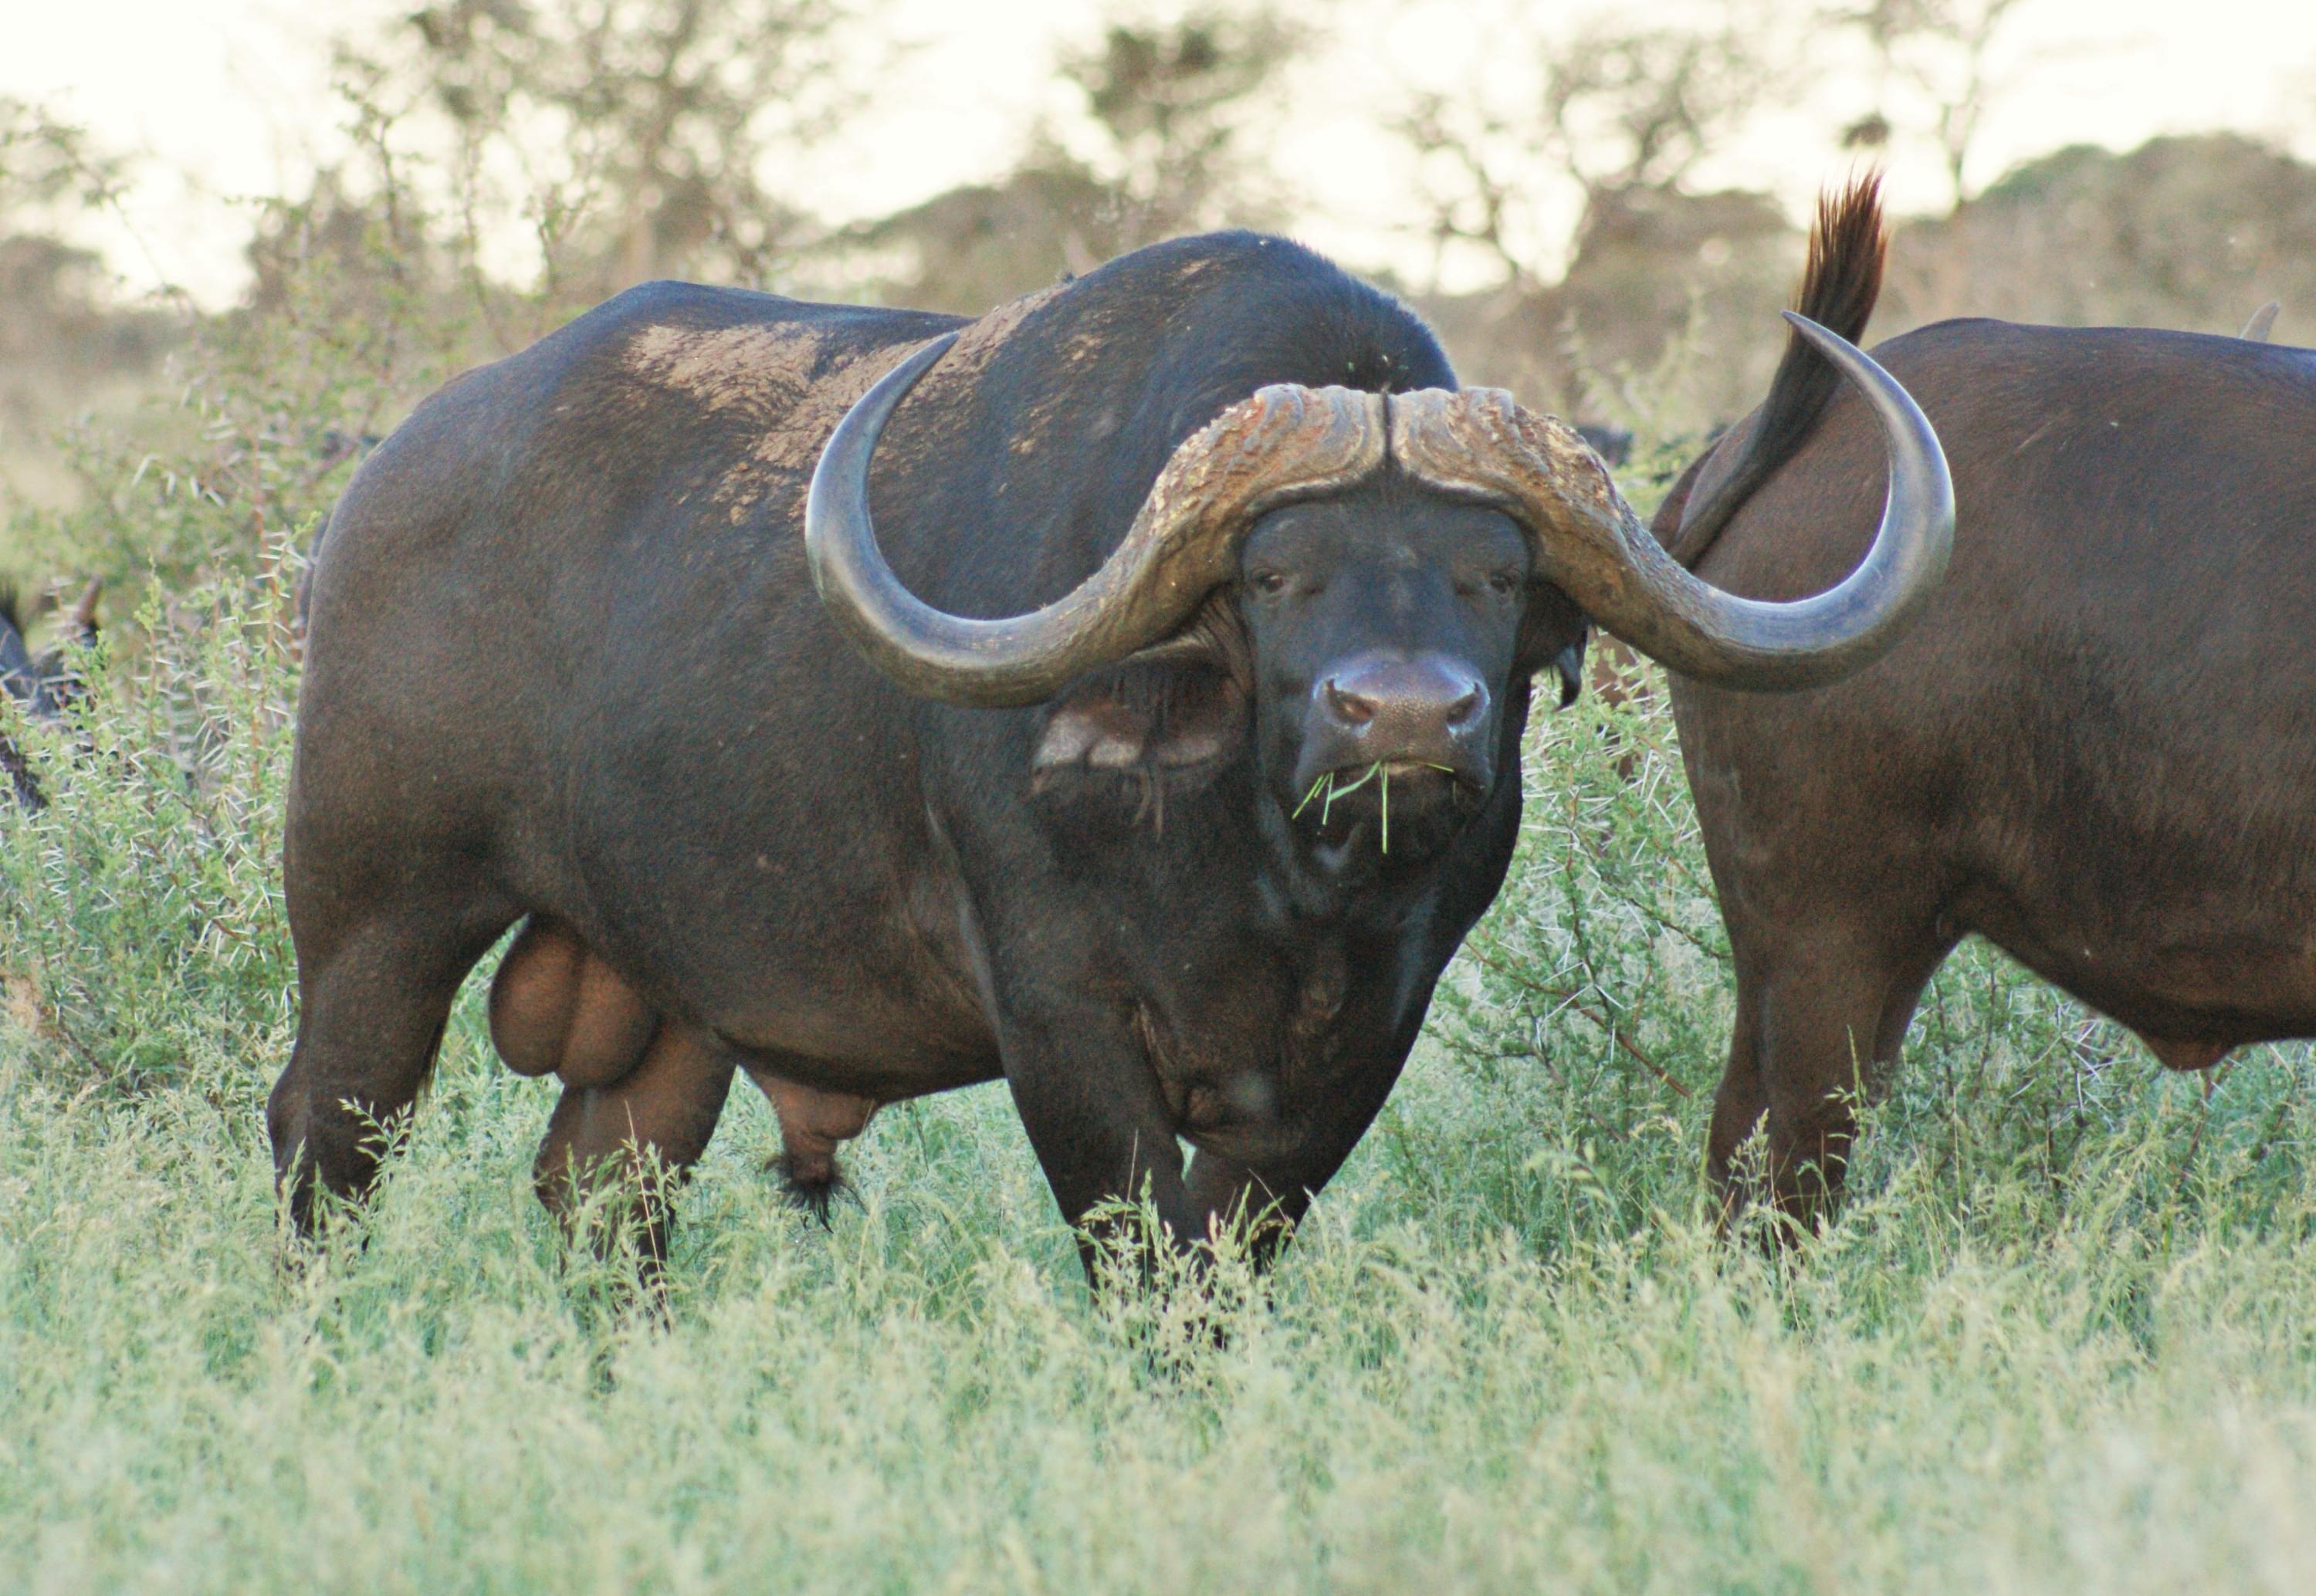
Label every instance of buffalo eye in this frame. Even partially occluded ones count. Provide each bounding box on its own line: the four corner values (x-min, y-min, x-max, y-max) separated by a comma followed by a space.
1460, 571, 1522, 600
1248, 569, 1290, 597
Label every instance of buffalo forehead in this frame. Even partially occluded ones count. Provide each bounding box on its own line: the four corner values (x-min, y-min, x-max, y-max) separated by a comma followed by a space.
1247, 492, 1527, 563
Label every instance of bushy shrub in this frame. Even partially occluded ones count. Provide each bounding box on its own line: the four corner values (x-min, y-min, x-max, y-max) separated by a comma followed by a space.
0, 573, 298, 1104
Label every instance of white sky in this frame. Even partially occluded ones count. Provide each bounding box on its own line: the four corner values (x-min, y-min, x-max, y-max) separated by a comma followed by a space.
8, 0, 2316, 307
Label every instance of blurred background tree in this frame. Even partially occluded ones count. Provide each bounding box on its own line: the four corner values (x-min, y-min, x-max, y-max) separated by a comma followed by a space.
842, 2, 1302, 313
1059, 4, 1305, 246
1836, 0, 2037, 205
1396, 3, 1807, 429
342, 0, 874, 303
0, 101, 172, 468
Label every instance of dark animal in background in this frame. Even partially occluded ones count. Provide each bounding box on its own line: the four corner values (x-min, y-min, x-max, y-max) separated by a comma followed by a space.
1657, 177, 2316, 1223
1573, 423, 1634, 468
0, 580, 101, 810
271, 230, 1949, 1282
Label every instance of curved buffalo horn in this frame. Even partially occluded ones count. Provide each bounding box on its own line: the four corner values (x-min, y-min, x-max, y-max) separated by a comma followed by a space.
807, 333, 1387, 706
1390, 313, 1952, 691
2240, 301, 2280, 343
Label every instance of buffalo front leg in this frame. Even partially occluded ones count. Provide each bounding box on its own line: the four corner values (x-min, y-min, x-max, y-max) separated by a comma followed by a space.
1182, 1049, 1410, 1270
534, 1022, 736, 1283
996, 999, 1201, 1289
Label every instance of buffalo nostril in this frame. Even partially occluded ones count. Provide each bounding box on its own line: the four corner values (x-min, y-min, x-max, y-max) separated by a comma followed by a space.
1315, 655, 1489, 746
1323, 678, 1377, 727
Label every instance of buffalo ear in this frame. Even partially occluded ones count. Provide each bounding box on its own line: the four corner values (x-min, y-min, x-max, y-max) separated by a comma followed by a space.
1517, 587, 1590, 709
1029, 605, 1250, 800
1552, 636, 1586, 708
1030, 654, 1246, 796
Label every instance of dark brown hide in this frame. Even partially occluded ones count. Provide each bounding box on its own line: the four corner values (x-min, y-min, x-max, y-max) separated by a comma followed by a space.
268, 235, 1552, 1283
1664, 179, 2316, 1223
266, 224, 1939, 1285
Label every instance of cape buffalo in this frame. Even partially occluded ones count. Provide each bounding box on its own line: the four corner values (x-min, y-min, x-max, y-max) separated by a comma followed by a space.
270, 231, 1950, 1281
1, 580, 100, 810
1657, 179, 2316, 1222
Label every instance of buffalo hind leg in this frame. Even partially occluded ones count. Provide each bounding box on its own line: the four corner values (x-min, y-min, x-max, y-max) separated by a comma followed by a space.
1708, 926, 1950, 1232
489, 923, 736, 1281
534, 1022, 736, 1285
269, 895, 515, 1231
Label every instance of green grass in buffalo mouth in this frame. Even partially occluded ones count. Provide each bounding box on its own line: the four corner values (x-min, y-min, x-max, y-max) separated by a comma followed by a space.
1291, 760, 1458, 853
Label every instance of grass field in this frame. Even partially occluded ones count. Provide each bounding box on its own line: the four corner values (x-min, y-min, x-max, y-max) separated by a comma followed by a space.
6, 574, 2316, 1596
3, 276, 2315, 1593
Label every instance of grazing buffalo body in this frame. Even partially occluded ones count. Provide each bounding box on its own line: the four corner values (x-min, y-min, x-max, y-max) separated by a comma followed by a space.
0, 582, 100, 810
1657, 181, 2316, 1219
269, 231, 1949, 1280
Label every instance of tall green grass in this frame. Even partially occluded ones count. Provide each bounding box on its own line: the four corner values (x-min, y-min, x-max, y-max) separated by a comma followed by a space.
5, 575, 2316, 1593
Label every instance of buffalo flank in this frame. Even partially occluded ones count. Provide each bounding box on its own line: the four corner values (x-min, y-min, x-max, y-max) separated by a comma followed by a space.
1656, 178, 2316, 1222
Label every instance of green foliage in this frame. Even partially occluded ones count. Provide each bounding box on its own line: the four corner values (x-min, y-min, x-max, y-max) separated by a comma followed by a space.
0, 577, 296, 1103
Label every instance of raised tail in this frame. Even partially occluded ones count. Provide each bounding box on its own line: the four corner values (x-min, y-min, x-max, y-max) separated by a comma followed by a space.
1658, 174, 1888, 567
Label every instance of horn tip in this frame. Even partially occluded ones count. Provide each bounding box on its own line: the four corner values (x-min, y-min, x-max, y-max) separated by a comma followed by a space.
1781, 309, 1834, 343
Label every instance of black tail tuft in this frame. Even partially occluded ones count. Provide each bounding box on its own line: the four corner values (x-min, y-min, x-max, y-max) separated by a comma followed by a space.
1661, 174, 1888, 566
1793, 173, 1888, 349
775, 1154, 850, 1229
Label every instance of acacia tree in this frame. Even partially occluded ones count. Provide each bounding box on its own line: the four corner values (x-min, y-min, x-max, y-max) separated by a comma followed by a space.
0, 100, 129, 228
0, 102, 171, 441
1389, 7, 1819, 427
1834, 0, 2040, 205
1056, 4, 1306, 249
840, 2, 1304, 316
1398, 7, 1798, 292
342, 0, 876, 302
